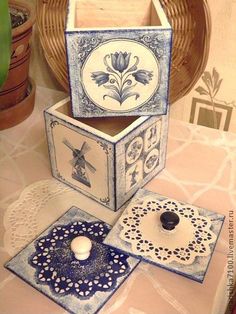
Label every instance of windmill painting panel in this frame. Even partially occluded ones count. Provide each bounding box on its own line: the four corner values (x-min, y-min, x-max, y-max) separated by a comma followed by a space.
63, 139, 96, 188
51, 123, 110, 203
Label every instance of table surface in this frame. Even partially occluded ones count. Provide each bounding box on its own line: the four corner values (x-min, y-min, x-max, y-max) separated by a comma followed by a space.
0, 87, 235, 314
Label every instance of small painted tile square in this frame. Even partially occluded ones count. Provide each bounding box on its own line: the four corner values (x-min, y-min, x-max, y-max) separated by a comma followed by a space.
5, 207, 139, 314
104, 189, 225, 283
124, 119, 161, 194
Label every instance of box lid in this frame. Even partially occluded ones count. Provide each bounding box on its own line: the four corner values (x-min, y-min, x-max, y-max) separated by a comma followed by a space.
65, 0, 172, 118
104, 189, 225, 283
5, 207, 139, 314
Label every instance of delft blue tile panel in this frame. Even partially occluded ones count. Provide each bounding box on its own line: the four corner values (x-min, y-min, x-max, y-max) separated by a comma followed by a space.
44, 111, 116, 211
65, 28, 172, 117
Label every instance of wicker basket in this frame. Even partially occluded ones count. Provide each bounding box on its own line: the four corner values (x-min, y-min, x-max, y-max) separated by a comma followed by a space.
36, 0, 211, 104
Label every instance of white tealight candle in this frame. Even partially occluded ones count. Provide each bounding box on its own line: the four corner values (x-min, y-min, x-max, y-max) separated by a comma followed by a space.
70, 236, 92, 261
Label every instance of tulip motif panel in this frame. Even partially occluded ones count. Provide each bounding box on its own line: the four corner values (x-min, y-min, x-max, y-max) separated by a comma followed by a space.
66, 29, 172, 117
91, 51, 153, 105
82, 40, 159, 113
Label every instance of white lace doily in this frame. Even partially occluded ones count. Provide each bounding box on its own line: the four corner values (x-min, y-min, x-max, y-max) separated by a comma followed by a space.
119, 197, 217, 265
3, 179, 119, 256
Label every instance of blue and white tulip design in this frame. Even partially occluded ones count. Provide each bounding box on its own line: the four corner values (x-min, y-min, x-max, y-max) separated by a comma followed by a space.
91, 52, 153, 105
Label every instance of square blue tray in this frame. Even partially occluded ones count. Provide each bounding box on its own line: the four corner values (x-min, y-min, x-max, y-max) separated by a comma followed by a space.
5, 207, 139, 314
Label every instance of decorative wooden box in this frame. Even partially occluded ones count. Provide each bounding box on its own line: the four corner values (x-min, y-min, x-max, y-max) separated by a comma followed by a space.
44, 97, 169, 211
65, 0, 172, 118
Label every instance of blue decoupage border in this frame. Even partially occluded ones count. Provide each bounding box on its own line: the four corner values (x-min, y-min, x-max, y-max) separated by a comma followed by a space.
5, 207, 140, 314
104, 189, 225, 283
65, 28, 172, 117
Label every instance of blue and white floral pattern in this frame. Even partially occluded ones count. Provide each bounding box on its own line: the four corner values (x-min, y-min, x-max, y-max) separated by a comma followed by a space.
30, 220, 130, 299
91, 52, 153, 105
66, 29, 172, 117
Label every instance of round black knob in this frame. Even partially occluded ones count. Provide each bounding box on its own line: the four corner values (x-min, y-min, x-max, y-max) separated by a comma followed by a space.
160, 211, 180, 231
